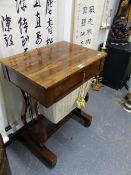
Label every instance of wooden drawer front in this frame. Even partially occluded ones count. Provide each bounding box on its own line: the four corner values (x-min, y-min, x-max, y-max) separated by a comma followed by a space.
84, 60, 100, 79
45, 60, 101, 107
5, 67, 46, 106
2, 59, 102, 108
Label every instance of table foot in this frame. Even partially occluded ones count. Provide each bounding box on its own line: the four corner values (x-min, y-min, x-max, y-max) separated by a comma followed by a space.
19, 127, 57, 168
73, 108, 92, 127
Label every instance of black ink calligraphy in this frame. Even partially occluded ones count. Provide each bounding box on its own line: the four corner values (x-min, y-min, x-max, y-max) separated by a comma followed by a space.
83, 6, 88, 14
46, 37, 53, 45
78, 3, 96, 47
81, 41, 84, 46
85, 39, 91, 45
35, 31, 42, 44
46, 0, 53, 15
18, 17, 28, 34
81, 19, 86, 26
88, 18, 94, 25
34, 0, 43, 45
35, 11, 41, 28
24, 48, 28, 52
33, 0, 41, 7
1, 15, 14, 47
45, 0, 54, 45
18, 17, 29, 51
1, 15, 12, 32
89, 6, 95, 14
21, 35, 29, 47
86, 29, 92, 34
81, 31, 85, 36
4, 34, 14, 47
46, 18, 53, 34
15, 0, 27, 14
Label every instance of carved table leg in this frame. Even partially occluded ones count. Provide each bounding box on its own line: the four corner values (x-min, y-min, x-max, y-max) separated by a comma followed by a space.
19, 90, 57, 167
73, 108, 92, 127
34, 102, 48, 145
19, 90, 92, 167
21, 90, 29, 125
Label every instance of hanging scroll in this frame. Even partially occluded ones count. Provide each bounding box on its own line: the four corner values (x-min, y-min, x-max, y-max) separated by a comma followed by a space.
73, 0, 98, 48
0, 0, 57, 57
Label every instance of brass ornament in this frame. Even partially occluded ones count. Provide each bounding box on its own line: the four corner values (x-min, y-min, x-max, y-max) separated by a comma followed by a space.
91, 74, 104, 91
76, 72, 89, 109
123, 93, 131, 113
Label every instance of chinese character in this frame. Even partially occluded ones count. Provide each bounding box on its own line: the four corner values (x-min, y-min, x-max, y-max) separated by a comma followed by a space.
80, 31, 85, 37
4, 34, 14, 47
21, 35, 29, 47
88, 18, 94, 25
35, 11, 41, 28
33, 0, 41, 8
18, 17, 28, 34
46, 18, 53, 34
46, 37, 53, 45
85, 39, 91, 45
89, 6, 95, 14
46, 0, 53, 15
81, 18, 86, 26
24, 48, 28, 52
86, 29, 92, 34
81, 41, 84, 46
83, 6, 88, 14
1, 15, 12, 32
15, 0, 27, 14
35, 31, 42, 45
46, 0, 53, 7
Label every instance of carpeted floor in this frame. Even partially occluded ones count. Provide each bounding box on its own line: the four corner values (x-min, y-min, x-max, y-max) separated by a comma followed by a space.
7, 86, 131, 175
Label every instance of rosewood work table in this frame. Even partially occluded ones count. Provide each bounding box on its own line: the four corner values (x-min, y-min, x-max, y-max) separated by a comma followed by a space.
0, 41, 106, 167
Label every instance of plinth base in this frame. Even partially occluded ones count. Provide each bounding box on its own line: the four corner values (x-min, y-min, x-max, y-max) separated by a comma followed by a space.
19, 108, 92, 167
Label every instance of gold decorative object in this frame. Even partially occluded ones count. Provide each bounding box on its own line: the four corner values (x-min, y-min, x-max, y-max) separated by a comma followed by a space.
76, 97, 86, 109
91, 74, 104, 91
123, 93, 131, 113
76, 72, 89, 109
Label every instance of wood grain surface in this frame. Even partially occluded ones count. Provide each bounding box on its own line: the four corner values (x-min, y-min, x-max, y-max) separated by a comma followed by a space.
0, 41, 107, 107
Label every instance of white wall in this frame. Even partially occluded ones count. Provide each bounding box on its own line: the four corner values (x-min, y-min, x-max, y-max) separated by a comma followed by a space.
96, 0, 120, 48
56, 0, 75, 42
56, 0, 65, 41
63, 0, 75, 41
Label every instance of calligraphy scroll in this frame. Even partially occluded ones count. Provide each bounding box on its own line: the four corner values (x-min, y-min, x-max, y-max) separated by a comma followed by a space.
0, 0, 57, 58
73, 0, 106, 49
73, 0, 98, 48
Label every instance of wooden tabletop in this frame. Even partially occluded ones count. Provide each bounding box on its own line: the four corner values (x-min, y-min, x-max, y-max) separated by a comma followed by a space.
0, 41, 107, 107
0, 41, 106, 89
